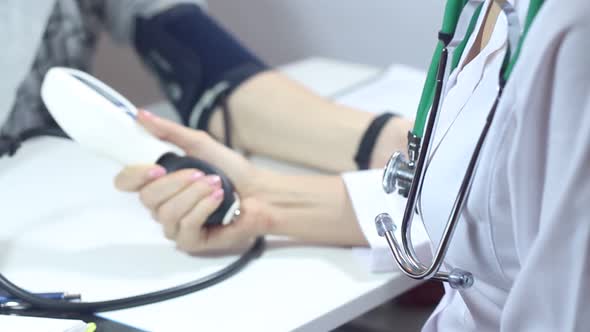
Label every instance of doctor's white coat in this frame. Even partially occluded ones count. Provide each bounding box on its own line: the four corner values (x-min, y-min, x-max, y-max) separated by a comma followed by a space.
343, 0, 590, 330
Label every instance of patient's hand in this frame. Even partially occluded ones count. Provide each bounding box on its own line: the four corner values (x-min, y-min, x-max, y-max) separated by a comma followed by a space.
114, 110, 272, 254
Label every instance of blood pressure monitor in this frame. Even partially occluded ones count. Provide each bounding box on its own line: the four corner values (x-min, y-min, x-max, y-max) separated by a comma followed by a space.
41, 67, 240, 226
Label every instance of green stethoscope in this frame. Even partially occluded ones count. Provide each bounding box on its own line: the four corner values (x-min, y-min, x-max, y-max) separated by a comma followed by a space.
376, 0, 544, 289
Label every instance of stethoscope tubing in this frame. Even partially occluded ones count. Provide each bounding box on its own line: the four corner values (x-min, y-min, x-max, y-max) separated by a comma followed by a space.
379, 0, 534, 289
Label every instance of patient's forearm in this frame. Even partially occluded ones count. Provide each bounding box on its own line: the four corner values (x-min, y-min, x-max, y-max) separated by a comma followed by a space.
254, 171, 368, 246
209, 71, 411, 172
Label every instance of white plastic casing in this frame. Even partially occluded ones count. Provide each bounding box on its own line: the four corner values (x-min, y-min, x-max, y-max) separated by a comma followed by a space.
41, 68, 239, 226
41, 67, 182, 165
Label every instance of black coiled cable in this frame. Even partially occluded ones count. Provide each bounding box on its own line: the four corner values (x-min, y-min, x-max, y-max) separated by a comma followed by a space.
0, 98, 265, 313
0, 237, 265, 313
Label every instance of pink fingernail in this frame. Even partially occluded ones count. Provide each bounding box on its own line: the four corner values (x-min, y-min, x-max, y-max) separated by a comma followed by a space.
207, 175, 221, 187
148, 167, 166, 179
142, 110, 157, 119
211, 188, 224, 201
190, 171, 204, 181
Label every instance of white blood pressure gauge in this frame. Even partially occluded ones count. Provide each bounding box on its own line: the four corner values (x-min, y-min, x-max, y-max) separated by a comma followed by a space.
41, 67, 240, 226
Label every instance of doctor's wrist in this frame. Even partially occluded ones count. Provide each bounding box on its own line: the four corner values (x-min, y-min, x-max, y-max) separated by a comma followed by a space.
249, 171, 367, 246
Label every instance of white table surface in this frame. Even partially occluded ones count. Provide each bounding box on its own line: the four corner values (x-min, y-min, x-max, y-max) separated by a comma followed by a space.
0, 57, 428, 332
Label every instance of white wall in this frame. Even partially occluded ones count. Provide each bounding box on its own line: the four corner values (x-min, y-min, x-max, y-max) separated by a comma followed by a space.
207, 1, 444, 68
94, 1, 444, 106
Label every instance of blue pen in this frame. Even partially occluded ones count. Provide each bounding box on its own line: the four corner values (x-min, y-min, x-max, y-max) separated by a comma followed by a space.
0, 292, 81, 303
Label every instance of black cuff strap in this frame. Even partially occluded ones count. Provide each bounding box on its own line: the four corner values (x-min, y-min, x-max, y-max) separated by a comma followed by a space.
195, 62, 267, 133
219, 91, 233, 148
355, 113, 397, 170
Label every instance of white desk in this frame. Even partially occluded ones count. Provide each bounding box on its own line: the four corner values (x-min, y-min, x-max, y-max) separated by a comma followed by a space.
0, 58, 428, 332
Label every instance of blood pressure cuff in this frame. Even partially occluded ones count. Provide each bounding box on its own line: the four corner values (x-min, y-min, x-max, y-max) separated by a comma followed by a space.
134, 3, 268, 130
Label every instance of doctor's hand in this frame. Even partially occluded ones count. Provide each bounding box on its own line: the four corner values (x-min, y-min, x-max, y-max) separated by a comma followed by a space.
114, 110, 271, 254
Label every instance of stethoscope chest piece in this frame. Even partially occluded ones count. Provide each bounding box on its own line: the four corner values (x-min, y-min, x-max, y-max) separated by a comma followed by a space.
382, 151, 415, 198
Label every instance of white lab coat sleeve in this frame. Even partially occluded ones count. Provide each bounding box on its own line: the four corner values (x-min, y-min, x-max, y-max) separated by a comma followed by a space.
342, 170, 407, 272
101, 0, 207, 44
500, 25, 590, 331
